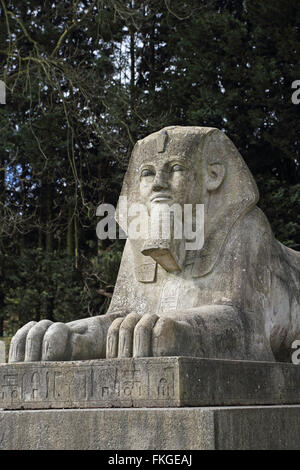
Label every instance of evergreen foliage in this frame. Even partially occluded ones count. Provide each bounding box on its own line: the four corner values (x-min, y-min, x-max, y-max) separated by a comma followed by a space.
0, 0, 299, 335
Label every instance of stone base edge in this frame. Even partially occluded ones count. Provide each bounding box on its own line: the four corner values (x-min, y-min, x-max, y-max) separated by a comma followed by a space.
1, 406, 300, 450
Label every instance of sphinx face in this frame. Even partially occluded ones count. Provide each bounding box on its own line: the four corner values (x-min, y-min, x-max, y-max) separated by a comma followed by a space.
138, 149, 202, 213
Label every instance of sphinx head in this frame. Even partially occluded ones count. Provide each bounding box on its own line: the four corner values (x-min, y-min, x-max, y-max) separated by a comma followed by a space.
117, 126, 259, 229
115, 126, 259, 275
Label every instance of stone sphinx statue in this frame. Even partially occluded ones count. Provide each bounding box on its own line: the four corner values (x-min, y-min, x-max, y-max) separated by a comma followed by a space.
9, 126, 300, 363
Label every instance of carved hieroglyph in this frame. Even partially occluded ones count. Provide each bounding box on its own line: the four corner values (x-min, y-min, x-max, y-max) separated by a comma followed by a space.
9, 127, 300, 363
3, 357, 300, 409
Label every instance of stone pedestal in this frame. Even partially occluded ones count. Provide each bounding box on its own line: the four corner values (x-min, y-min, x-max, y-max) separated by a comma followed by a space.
1, 406, 300, 450
1, 357, 300, 449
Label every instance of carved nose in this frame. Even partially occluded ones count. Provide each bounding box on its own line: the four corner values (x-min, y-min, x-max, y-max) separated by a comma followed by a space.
152, 171, 169, 191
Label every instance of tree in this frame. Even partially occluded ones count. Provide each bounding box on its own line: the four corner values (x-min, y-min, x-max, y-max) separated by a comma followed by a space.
0, 0, 299, 334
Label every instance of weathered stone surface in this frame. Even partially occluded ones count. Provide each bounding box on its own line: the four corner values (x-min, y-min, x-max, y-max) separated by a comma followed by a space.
8, 127, 300, 363
0, 408, 214, 450
1, 406, 300, 450
0, 341, 5, 363
2, 357, 300, 410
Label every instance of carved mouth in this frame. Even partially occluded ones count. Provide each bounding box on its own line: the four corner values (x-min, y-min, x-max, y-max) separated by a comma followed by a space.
150, 193, 172, 203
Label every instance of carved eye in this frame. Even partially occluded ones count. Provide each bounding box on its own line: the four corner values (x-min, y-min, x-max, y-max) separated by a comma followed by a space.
141, 168, 155, 177
171, 164, 184, 172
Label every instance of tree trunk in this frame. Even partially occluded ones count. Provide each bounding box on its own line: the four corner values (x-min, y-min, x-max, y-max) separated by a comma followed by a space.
0, 318, 3, 337
74, 215, 79, 268
45, 180, 53, 252
66, 205, 74, 256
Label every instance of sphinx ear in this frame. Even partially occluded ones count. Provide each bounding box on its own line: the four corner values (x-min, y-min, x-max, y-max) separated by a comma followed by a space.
206, 162, 226, 191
